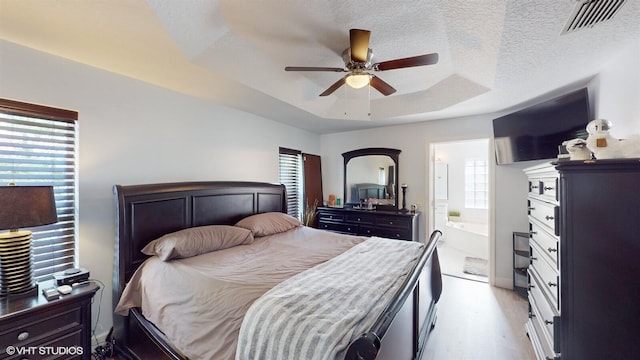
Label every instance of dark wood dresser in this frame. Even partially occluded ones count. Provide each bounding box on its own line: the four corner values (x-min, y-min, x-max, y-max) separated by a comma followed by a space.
317, 206, 420, 241
525, 159, 640, 360
0, 280, 99, 360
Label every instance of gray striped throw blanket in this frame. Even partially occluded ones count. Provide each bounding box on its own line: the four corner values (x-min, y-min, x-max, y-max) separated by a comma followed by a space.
236, 237, 424, 360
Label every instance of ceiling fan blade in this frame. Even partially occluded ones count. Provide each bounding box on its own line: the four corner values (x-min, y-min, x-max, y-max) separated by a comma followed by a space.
285, 66, 346, 72
350, 29, 371, 63
319, 76, 347, 97
373, 53, 439, 71
369, 75, 396, 96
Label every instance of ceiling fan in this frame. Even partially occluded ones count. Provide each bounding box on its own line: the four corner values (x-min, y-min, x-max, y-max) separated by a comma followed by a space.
285, 29, 439, 97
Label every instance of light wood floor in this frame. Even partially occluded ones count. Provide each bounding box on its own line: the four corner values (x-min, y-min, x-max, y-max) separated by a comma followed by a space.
422, 275, 536, 360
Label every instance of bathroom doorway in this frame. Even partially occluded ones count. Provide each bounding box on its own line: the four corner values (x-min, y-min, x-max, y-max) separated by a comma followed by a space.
430, 139, 491, 283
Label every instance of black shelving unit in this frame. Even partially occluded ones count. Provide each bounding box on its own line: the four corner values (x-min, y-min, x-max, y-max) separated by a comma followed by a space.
513, 231, 529, 298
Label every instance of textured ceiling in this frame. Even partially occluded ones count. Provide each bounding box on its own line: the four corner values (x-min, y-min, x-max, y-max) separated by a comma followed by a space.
1, 0, 639, 134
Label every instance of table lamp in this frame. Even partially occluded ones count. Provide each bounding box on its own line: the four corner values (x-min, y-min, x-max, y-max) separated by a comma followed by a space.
0, 185, 57, 297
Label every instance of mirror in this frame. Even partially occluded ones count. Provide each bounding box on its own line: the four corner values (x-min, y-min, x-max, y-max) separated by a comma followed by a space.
343, 148, 401, 209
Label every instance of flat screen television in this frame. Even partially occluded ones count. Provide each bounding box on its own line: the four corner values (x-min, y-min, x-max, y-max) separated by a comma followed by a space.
493, 88, 591, 165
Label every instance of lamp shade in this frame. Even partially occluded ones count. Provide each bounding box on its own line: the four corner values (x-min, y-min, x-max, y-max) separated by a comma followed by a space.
0, 186, 58, 230
345, 73, 370, 89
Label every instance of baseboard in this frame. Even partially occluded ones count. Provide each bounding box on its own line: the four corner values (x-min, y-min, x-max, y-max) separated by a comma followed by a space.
493, 276, 513, 290
92, 329, 110, 347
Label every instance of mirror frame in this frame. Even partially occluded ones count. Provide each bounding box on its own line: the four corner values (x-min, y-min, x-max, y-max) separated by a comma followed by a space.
342, 147, 401, 209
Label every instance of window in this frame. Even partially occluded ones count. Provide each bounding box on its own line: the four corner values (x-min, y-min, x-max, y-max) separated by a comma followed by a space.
0, 98, 78, 281
464, 158, 488, 209
378, 167, 385, 185
278, 147, 303, 220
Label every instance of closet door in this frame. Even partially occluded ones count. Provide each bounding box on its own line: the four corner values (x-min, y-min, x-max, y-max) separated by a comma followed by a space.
303, 153, 323, 226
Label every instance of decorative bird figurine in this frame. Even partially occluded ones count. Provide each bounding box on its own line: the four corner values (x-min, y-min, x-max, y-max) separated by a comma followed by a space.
585, 119, 623, 159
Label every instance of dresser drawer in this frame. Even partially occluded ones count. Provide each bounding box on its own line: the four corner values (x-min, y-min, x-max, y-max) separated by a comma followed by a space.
528, 283, 559, 360
318, 212, 344, 222
528, 198, 559, 236
375, 216, 410, 229
529, 220, 559, 267
318, 220, 357, 235
530, 243, 559, 309
345, 213, 374, 225
0, 305, 81, 349
316, 207, 419, 242
538, 176, 558, 202
529, 271, 560, 344
529, 177, 558, 202
364, 226, 410, 240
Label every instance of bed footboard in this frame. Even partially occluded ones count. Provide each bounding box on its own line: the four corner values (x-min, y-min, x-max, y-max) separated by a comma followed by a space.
345, 230, 442, 360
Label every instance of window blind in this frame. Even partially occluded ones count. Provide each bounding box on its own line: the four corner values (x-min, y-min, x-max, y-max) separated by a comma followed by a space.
279, 147, 303, 219
0, 99, 78, 281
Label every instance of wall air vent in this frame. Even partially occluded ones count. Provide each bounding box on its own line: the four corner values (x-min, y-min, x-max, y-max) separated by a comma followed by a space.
562, 0, 628, 34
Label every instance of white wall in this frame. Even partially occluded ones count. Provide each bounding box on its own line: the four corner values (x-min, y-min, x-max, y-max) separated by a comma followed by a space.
0, 40, 321, 339
592, 40, 640, 136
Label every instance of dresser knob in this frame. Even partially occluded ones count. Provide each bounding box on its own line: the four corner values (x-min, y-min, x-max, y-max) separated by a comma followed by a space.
548, 282, 557, 287
17, 331, 29, 341
529, 231, 537, 237
543, 186, 554, 191
544, 320, 554, 325
547, 247, 557, 253
545, 215, 554, 220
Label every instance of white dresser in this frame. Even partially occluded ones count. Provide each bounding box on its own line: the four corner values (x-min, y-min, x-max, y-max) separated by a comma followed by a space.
524, 162, 560, 360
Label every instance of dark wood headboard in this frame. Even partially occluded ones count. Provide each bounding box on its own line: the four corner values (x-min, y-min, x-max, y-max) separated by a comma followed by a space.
112, 181, 286, 314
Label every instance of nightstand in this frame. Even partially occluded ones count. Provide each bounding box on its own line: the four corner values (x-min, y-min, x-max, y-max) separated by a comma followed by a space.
0, 280, 99, 360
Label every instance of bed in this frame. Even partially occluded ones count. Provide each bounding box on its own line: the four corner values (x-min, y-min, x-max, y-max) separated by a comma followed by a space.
112, 181, 442, 360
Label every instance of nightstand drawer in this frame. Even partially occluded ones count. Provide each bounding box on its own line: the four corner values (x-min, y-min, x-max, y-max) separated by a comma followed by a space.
4, 329, 83, 360
0, 304, 81, 348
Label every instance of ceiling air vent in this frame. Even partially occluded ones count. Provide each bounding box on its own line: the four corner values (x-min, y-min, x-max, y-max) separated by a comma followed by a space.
562, 0, 628, 34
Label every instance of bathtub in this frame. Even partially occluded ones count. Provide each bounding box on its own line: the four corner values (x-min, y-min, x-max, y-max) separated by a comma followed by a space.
444, 219, 489, 260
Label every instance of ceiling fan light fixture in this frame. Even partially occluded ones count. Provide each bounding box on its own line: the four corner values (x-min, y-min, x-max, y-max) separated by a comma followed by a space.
345, 73, 370, 89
